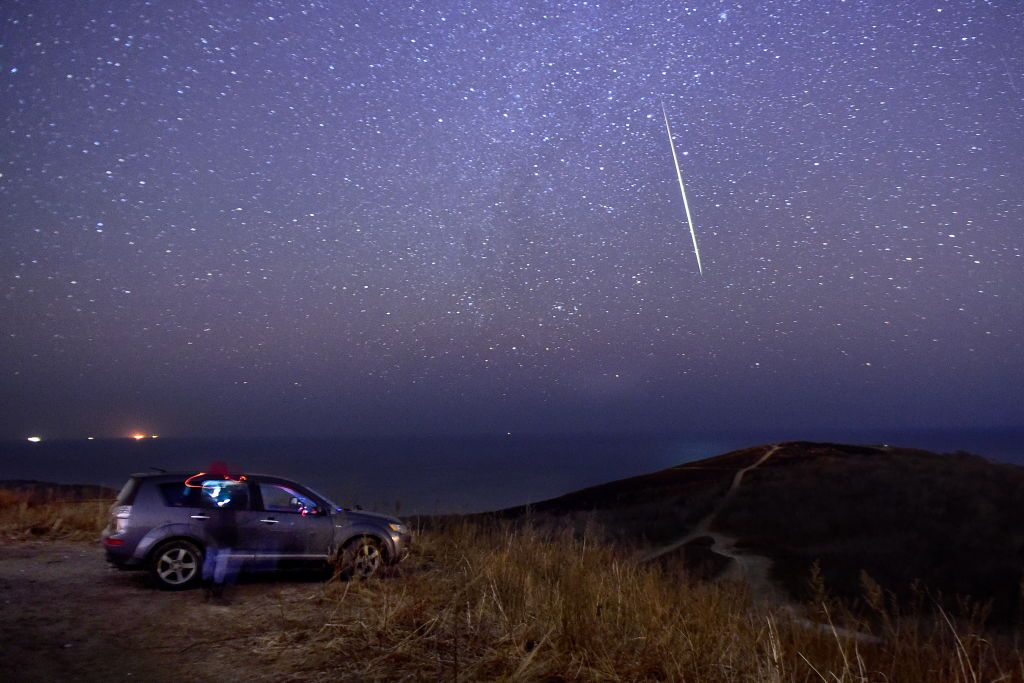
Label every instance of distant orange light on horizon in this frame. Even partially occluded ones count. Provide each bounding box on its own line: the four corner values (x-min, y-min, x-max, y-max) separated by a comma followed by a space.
131, 433, 146, 441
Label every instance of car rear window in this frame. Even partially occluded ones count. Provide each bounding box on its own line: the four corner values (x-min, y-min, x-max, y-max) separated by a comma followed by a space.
115, 477, 140, 505
160, 482, 199, 507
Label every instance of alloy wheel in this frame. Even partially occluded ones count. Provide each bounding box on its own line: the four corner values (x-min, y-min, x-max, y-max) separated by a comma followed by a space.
156, 547, 198, 586
352, 542, 381, 578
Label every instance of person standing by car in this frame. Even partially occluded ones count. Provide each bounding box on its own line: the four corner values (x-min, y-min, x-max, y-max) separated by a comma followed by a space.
199, 462, 244, 602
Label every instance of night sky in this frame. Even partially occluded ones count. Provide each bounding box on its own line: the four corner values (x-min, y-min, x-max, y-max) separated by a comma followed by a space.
2, 1, 1022, 439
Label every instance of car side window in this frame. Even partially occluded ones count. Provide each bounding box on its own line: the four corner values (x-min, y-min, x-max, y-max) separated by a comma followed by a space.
159, 479, 249, 509
160, 482, 199, 508
196, 480, 249, 510
259, 483, 320, 516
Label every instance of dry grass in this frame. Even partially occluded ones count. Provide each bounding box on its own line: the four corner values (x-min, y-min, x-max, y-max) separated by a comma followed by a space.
3, 495, 1020, 681
0, 489, 108, 541
257, 518, 1022, 682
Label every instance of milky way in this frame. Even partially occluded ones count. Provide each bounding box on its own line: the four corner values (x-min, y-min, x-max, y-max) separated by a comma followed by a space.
1, 1, 1022, 437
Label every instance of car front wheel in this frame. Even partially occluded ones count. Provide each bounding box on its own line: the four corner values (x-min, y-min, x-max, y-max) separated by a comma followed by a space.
150, 540, 203, 590
336, 537, 384, 580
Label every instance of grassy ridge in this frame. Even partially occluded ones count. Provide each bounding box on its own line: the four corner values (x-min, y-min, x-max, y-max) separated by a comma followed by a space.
289, 518, 1022, 681
2, 493, 1021, 680
718, 444, 1024, 619
496, 442, 1024, 624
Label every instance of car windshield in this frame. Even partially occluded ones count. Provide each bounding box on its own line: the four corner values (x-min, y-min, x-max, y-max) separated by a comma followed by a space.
304, 485, 343, 511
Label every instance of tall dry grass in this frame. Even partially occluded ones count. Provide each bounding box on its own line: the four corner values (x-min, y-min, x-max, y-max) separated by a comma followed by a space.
0, 488, 108, 541
3, 495, 1020, 680
258, 518, 1022, 682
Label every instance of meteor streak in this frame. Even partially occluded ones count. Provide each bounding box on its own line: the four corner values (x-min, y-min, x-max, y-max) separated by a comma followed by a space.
662, 103, 704, 276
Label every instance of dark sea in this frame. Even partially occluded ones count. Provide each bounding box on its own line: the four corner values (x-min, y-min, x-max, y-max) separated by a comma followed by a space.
2, 429, 1021, 515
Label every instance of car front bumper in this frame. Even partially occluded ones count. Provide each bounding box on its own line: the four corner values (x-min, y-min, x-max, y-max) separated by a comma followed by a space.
389, 531, 412, 562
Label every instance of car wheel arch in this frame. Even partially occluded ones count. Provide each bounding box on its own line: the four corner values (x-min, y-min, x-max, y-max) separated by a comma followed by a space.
337, 532, 390, 562
146, 535, 206, 565
147, 537, 205, 590
135, 522, 201, 561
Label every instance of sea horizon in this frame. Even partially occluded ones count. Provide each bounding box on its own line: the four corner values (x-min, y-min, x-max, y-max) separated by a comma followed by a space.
2, 428, 1021, 515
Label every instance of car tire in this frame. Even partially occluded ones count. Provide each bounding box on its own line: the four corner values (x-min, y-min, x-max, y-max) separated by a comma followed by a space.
336, 536, 384, 580
150, 540, 204, 590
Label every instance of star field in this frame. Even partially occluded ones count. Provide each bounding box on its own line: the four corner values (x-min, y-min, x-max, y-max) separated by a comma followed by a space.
1, 1, 1022, 437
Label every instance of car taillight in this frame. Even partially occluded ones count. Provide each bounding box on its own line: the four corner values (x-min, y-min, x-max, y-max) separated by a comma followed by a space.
113, 505, 132, 533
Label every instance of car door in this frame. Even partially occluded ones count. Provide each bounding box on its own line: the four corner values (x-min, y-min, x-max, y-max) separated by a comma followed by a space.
186, 477, 263, 559
253, 480, 334, 559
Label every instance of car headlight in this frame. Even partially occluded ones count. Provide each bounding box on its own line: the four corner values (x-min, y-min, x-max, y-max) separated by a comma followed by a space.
388, 522, 407, 534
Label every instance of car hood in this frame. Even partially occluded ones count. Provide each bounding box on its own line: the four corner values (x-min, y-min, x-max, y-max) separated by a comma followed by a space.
339, 509, 401, 526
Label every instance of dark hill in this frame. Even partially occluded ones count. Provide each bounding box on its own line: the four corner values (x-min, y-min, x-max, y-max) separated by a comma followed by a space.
500, 441, 1024, 621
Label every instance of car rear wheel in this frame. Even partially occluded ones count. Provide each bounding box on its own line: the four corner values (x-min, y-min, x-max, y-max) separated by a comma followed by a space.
150, 540, 203, 590
336, 537, 383, 580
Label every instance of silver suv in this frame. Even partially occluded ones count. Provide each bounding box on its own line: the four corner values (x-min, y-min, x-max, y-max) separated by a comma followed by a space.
101, 471, 411, 589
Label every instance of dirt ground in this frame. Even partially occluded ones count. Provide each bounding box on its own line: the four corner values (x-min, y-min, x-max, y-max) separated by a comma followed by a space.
0, 540, 335, 682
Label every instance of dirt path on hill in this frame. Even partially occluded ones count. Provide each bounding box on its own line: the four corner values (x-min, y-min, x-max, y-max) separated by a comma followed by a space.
639, 444, 785, 602
0, 540, 328, 682
639, 445, 881, 643
643, 446, 778, 565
